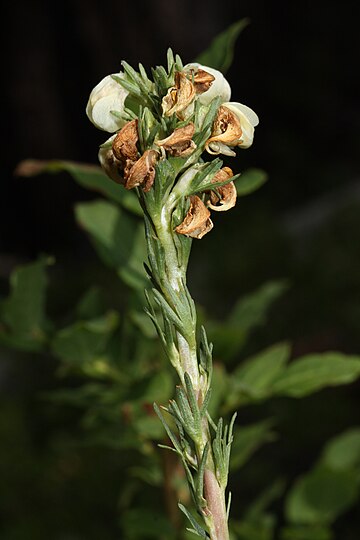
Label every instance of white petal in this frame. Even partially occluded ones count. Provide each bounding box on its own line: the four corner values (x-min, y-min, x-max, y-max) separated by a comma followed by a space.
98, 134, 123, 183
184, 63, 231, 105
224, 102, 259, 127
88, 74, 124, 105
86, 73, 128, 133
90, 94, 127, 132
207, 141, 236, 157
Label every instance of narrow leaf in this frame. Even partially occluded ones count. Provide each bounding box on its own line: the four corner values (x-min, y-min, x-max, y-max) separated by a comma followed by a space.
178, 504, 209, 538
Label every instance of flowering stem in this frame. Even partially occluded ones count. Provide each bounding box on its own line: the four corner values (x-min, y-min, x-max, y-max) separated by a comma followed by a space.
142, 188, 230, 540
86, 52, 257, 540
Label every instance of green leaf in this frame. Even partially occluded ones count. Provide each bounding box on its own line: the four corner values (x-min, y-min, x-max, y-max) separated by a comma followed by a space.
51, 311, 119, 375
0, 257, 52, 351
280, 525, 334, 540
75, 286, 106, 320
178, 503, 209, 538
228, 343, 291, 407
195, 19, 249, 73
209, 281, 288, 361
230, 420, 276, 471
245, 479, 286, 520
207, 363, 228, 418
75, 200, 147, 290
231, 514, 275, 540
121, 508, 175, 539
118, 224, 148, 291
321, 428, 360, 471
229, 281, 288, 329
16, 159, 142, 215
236, 168, 268, 196
285, 465, 359, 525
129, 309, 157, 339
271, 353, 360, 398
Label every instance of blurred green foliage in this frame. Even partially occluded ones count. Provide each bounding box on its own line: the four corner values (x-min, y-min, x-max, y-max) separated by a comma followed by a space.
1, 20, 359, 540
1, 158, 359, 539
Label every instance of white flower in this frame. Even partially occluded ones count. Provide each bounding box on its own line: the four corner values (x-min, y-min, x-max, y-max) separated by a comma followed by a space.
223, 102, 259, 149
184, 63, 231, 105
206, 102, 259, 155
86, 74, 128, 133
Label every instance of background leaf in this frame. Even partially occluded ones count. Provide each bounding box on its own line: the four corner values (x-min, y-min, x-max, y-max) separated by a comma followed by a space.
75, 200, 147, 290
321, 428, 360, 471
236, 168, 268, 197
16, 159, 142, 215
229, 343, 291, 406
271, 353, 360, 397
195, 19, 249, 73
209, 281, 288, 362
230, 420, 276, 471
0, 257, 51, 350
280, 525, 333, 540
51, 311, 119, 376
285, 466, 359, 525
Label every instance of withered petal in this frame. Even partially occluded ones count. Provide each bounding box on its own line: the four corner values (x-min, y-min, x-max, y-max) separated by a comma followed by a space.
193, 68, 215, 94
156, 123, 196, 157
175, 195, 213, 239
162, 71, 196, 118
205, 106, 242, 153
98, 146, 124, 184
112, 119, 139, 162
124, 149, 158, 191
208, 166, 237, 212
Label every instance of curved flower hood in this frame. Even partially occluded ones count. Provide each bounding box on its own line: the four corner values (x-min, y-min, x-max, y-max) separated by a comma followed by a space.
86, 74, 128, 133
184, 63, 231, 105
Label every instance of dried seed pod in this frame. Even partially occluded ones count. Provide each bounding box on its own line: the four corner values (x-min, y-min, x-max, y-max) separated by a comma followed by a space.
156, 123, 196, 157
112, 119, 139, 162
162, 71, 196, 118
175, 195, 213, 239
206, 106, 243, 155
208, 167, 237, 212
124, 149, 158, 192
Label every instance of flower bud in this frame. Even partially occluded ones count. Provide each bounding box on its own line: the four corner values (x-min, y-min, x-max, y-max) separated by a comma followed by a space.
184, 63, 231, 105
86, 74, 128, 133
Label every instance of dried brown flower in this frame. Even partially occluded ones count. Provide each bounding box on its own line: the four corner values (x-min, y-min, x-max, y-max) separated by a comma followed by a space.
191, 68, 215, 94
205, 106, 243, 155
156, 123, 196, 157
208, 166, 237, 212
98, 145, 124, 184
175, 195, 213, 239
124, 149, 158, 192
162, 71, 196, 119
112, 119, 139, 162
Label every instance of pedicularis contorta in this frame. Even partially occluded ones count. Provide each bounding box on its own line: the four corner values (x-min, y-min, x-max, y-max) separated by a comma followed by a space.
86, 50, 259, 540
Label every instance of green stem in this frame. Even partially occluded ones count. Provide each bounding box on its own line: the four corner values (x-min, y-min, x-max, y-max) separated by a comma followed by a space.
148, 199, 230, 540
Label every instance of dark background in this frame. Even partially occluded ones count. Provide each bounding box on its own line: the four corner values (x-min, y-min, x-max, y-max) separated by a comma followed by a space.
1, 0, 359, 538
